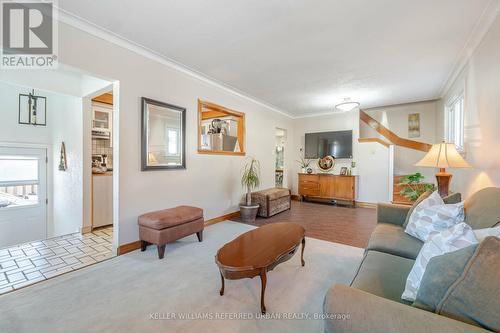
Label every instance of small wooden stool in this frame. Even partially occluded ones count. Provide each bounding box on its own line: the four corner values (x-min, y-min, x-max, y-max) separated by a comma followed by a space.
138, 206, 204, 259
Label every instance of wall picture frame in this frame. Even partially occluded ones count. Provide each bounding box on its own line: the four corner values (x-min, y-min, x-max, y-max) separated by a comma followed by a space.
19, 91, 47, 126
408, 113, 420, 138
141, 97, 186, 171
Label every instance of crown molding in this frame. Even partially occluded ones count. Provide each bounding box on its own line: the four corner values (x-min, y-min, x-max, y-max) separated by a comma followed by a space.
439, 0, 500, 97
56, 9, 294, 119
361, 98, 439, 111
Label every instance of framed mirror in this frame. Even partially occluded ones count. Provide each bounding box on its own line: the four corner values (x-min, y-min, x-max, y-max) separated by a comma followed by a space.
197, 99, 245, 155
141, 97, 186, 170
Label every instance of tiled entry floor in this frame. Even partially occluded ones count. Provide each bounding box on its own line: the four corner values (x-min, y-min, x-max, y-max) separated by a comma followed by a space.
0, 227, 114, 295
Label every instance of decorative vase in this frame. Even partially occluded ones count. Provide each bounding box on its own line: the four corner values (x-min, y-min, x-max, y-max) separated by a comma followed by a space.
240, 204, 260, 222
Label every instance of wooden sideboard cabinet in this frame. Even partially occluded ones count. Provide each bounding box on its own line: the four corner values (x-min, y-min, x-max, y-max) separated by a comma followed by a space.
298, 173, 357, 206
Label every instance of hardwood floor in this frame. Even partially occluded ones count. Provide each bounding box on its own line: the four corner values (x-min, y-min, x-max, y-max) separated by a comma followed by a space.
235, 200, 376, 248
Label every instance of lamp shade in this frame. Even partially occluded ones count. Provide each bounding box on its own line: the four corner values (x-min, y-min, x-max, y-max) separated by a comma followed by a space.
415, 142, 471, 169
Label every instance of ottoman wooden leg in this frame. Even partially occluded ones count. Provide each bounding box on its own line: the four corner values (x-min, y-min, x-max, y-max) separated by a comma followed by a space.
196, 230, 203, 242
157, 244, 166, 259
140, 240, 148, 252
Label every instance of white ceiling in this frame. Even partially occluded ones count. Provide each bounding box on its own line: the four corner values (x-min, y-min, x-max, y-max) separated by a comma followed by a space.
0, 64, 111, 97
59, 0, 494, 117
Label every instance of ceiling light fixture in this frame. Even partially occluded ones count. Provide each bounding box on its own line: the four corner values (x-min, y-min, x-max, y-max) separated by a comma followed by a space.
334, 98, 360, 112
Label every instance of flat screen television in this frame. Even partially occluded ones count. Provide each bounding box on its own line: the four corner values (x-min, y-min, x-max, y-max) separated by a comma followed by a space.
304, 130, 353, 159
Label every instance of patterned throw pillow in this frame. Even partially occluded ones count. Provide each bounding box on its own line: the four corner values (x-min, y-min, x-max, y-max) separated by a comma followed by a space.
405, 191, 465, 242
403, 190, 433, 228
401, 222, 478, 302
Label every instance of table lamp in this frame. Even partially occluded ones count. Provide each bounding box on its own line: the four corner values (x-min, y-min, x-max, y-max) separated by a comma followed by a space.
415, 141, 471, 197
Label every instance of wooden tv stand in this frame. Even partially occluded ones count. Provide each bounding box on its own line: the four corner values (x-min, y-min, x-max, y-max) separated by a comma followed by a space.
298, 173, 357, 206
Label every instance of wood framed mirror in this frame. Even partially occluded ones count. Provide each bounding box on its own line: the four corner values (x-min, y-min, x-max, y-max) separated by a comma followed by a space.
197, 100, 245, 155
141, 97, 186, 170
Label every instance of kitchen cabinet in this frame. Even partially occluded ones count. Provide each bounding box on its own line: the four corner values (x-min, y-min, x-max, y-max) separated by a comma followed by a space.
92, 103, 113, 144
92, 174, 113, 228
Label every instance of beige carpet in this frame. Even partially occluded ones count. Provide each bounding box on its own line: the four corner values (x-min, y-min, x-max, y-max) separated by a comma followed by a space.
0, 221, 363, 333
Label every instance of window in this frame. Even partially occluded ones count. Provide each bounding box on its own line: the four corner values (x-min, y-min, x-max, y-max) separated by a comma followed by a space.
0, 156, 39, 208
445, 93, 465, 151
167, 129, 179, 155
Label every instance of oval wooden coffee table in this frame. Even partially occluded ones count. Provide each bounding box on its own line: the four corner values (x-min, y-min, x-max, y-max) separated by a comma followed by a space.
215, 222, 305, 314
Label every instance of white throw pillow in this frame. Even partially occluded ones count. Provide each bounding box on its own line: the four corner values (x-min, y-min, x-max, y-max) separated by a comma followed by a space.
473, 226, 500, 242
401, 222, 478, 302
405, 191, 465, 242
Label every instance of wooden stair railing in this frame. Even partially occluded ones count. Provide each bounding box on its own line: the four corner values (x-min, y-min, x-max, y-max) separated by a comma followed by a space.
359, 110, 432, 152
357, 137, 391, 148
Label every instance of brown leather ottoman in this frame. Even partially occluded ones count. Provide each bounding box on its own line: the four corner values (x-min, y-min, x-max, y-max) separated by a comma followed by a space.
138, 205, 204, 259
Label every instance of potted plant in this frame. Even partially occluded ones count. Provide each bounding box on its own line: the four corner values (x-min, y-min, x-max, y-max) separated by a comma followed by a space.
297, 157, 312, 173
240, 157, 261, 222
397, 173, 435, 202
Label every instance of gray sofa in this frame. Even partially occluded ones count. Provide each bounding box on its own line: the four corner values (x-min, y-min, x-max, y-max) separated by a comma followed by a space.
324, 187, 500, 333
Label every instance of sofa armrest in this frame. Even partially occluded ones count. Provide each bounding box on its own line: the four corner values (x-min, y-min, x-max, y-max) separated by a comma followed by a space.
324, 285, 487, 333
376, 203, 411, 226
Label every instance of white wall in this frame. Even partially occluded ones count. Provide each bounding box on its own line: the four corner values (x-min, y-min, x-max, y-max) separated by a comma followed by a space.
292, 110, 391, 203
0, 81, 83, 238
361, 100, 438, 181
50, 93, 84, 237
437, 12, 500, 198
55, 22, 294, 245
357, 143, 393, 203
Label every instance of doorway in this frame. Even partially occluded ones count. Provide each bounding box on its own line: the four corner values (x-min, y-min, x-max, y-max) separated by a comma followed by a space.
275, 128, 287, 188
0, 65, 117, 295
0, 146, 47, 248
89, 90, 114, 231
